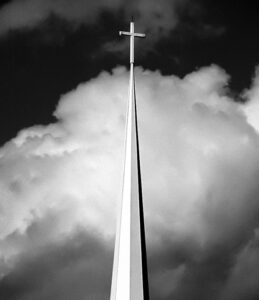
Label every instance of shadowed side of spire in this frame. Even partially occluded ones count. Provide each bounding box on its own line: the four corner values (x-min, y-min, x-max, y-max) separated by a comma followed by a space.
132, 65, 150, 299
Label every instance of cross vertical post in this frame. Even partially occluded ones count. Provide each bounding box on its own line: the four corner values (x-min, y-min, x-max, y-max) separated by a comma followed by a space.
130, 22, 134, 64
119, 21, 146, 64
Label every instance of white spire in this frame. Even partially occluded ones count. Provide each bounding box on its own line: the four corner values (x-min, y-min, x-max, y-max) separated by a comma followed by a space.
110, 21, 149, 300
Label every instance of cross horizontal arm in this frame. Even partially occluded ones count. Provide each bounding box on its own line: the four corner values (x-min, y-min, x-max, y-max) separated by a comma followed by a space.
134, 33, 146, 38
119, 31, 131, 36
119, 31, 146, 38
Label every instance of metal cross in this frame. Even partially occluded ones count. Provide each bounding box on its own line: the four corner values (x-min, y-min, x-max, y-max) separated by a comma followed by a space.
119, 22, 146, 64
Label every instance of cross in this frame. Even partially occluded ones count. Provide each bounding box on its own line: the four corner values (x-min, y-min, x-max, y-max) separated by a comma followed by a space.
119, 21, 146, 64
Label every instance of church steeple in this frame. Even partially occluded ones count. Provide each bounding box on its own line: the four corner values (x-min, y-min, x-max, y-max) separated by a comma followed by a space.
110, 22, 149, 300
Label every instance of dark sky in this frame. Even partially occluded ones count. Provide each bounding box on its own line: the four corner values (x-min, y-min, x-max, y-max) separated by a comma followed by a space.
1, 1, 259, 300
0, 0, 258, 145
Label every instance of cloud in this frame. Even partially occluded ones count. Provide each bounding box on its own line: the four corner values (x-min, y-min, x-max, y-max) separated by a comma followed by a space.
219, 230, 259, 300
0, 0, 188, 38
1, 65, 259, 299
243, 66, 259, 131
0, 228, 113, 300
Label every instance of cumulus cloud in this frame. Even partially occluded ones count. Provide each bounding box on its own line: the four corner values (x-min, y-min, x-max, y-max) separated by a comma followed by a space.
0, 0, 188, 38
1, 65, 259, 299
243, 66, 259, 131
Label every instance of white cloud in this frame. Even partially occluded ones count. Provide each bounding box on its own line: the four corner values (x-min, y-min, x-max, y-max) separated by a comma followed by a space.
1, 65, 259, 299
219, 229, 259, 300
243, 66, 259, 131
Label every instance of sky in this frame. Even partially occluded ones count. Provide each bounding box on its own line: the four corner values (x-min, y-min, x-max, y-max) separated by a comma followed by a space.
0, 0, 259, 299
